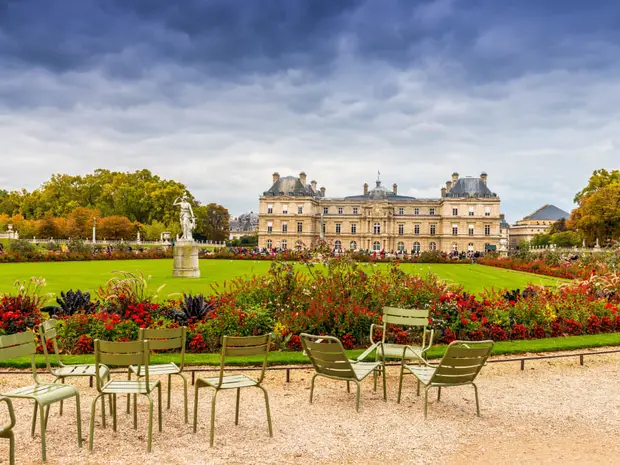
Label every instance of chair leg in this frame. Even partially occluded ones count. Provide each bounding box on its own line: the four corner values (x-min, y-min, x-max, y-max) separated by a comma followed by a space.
235, 388, 240, 425
417, 379, 421, 397
126, 371, 132, 414
193, 383, 200, 433
75, 393, 83, 448
38, 403, 47, 463
157, 384, 163, 433
59, 377, 65, 416
473, 383, 480, 416
180, 374, 188, 424
146, 394, 154, 453
437, 387, 441, 402
309, 374, 317, 404
31, 402, 37, 438
346, 381, 350, 393
373, 368, 377, 392
258, 385, 273, 437
165, 373, 171, 410
112, 394, 117, 432
133, 394, 138, 430
43, 404, 50, 431
89, 395, 100, 452
381, 366, 387, 401
8, 431, 14, 465
424, 386, 429, 419
101, 394, 106, 429
397, 363, 405, 404
209, 390, 218, 447
355, 382, 361, 412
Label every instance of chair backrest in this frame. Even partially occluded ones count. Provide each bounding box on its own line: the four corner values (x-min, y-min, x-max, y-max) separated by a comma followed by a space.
94, 340, 150, 390
431, 340, 494, 386
39, 319, 62, 372
381, 307, 430, 343
0, 332, 38, 383
139, 326, 187, 369
216, 334, 271, 385
300, 333, 356, 380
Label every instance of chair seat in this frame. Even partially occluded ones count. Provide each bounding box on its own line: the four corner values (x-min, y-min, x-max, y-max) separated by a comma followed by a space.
5, 384, 78, 405
54, 364, 109, 378
379, 344, 423, 361
129, 363, 180, 376
198, 374, 258, 389
404, 365, 436, 385
101, 380, 159, 395
350, 361, 382, 381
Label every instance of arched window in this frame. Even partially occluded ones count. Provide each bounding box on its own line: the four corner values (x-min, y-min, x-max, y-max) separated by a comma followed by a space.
468, 242, 474, 251
334, 240, 342, 250
266, 239, 272, 249
429, 242, 436, 251
452, 243, 458, 252
281, 240, 287, 250
412, 242, 421, 253
397, 241, 405, 252
372, 241, 381, 251
350, 240, 357, 250
373, 223, 381, 234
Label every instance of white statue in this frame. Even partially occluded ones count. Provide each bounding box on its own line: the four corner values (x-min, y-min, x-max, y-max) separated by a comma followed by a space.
173, 193, 196, 241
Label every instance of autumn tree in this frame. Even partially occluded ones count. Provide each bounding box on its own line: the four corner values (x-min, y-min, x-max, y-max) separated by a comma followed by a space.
97, 216, 137, 240
198, 203, 230, 241
574, 169, 620, 204
570, 185, 620, 245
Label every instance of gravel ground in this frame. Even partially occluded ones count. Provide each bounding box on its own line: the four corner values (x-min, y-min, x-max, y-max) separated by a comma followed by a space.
0, 349, 618, 464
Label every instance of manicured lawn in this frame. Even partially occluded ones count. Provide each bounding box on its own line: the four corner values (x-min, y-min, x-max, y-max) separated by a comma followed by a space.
2, 333, 618, 369
0, 259, 567, 300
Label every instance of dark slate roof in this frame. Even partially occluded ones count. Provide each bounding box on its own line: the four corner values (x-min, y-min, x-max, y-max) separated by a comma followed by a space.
444, 177, 496, 198
344, 179, 417, 201
263, 176, 318, 197
523, 204, 570, 221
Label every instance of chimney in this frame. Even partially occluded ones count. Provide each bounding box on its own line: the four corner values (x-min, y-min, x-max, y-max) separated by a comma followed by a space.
452, 172, 459, 185
393, 183, 397, 194
445, 180, 452, 191
363, 183, 369, 195
320, 187, 326, 197
272, 172, 280, 184
311, 180, 317, 192
441, 187, 446, 197
480, 172, 488, 185
299, 171, 307, 186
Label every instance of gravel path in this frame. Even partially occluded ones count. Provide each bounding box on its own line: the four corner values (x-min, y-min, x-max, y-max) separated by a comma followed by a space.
0, 350, 618, 464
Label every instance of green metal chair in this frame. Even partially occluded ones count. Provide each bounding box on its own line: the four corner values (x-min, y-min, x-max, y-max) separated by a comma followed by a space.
90, 339, 162, 453
39, 319, 110, 420
127, 327, 188, 423
193, 334, 273, 447
301, 333, 386, 412
397, 340, 494, 418
0, 332, 82, 463
0, 397, 16, 465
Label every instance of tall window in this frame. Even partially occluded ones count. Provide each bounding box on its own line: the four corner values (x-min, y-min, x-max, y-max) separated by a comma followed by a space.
350, 240, 357, 250
297, 205, 303, 214
397, 241, 405, 251
429, 242, 436, 251
351, 223, 357, 234
353, 207, 358, 215
338, 207, 343, 215
452, 207, 458, 216
414, 208, 419, 216
398, 224, 404, 235
485, 224, 491, 236
323, 207, 329, 215
282, 204, 288, 214
372, 241, 381, 251
297, 222, 303, 233
335, 223, 341, 234
281, 240, 287, 250
430, 224, 436, 235
412, 242, 421, 253
485, 206, 491, 217
429, 208, 435, 216
267, 204, 273, 214
266, 239, 272, 249
469, 206, 475, 216
282, 222, 288, 233
414, 224, 420, 235
468, 224, 474, 236
334, 240, 342, 250
373, 223, 381, 234
321, 223, 326, 234
398, 207, 404, 215
452, 224, 458, 236
267, 222, 273, 233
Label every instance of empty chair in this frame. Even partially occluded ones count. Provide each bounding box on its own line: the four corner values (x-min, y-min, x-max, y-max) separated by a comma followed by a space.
0, 397, 16, 465
89, 340, 162, 453
397, 340, 494, 418
127, 327, 188, 423
301, 333, 386, 412
0, 332, 82, 462
193, 334, 273, 447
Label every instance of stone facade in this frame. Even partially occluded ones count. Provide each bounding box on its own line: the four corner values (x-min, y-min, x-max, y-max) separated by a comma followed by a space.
509, 204, 570, 249
258, 171, 503, 254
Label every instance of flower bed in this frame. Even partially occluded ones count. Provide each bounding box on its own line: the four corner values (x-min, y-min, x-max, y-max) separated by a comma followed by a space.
478, 257, 591, 280
0, 248, 173, 263
1, 261, 619, 355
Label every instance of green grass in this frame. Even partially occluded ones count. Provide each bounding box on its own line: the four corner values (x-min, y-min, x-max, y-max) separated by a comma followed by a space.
3, 333, 618, 369
0, 259, 567, 300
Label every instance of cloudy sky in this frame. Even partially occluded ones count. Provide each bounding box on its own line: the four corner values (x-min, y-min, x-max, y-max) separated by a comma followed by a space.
1, 0, 619, 222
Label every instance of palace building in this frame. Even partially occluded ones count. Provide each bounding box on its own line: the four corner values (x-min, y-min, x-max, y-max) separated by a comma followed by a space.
258, 171, 503, 253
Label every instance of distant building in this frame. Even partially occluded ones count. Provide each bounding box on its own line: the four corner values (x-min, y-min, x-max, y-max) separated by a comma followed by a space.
509, 204, 570, 249
229, 212, 259, 240
258, 171, 504, 253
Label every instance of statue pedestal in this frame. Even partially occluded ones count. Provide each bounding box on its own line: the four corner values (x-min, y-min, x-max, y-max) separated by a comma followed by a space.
172, 241, 200, 278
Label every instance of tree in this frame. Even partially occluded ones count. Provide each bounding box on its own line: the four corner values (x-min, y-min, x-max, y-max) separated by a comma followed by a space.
570, 185, 620, 244
574, 169, 620, 204
550, 231, 581, 247
200, 203, 229, 241
530, 234, 551, 247
548, 218, 567, 234
66, 207, 100, 239
143, 220, 167, 241
98, 216, 137, 240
